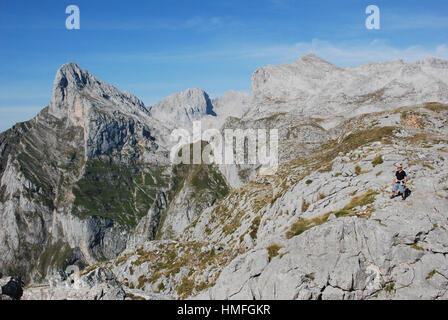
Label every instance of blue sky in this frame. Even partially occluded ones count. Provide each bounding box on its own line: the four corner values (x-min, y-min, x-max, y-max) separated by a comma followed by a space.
0, 0, 447, 132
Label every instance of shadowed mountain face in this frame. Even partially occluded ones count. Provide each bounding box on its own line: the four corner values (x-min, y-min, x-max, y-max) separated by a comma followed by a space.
2, 56, 448, 300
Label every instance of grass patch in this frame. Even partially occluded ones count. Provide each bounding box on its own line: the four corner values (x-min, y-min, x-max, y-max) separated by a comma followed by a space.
305, 273, 315, 281
318, 163, 333, 173
355, 165, 370, 175
372, 155, 383, 167
301, 200, 310, 213
222, 210, 245, 235
426, 270, 437, 280
126, 292, 146, 300
384, 282, 395, 293
316, 127, 394, 166
410, 244, 425, 251
426, 270, 448, 281
249, 216, 261, 239
286, 214, 330, 239
423, 163, 435, 170
424, 102, 448, 113
332, 190, 378, 218
305, 179, 313, 185
287, 190, 378, 239
267, 244, 283, 262
176, 277, 195, 299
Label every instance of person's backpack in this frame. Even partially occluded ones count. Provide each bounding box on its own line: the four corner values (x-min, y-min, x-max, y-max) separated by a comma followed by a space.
1, 277, 25, 300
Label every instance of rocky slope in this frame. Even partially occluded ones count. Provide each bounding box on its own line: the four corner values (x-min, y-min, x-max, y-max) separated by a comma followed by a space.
1, 55, 448, 300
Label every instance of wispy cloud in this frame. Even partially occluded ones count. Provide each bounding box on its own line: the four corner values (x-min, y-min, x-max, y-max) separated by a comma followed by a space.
245, 39, 448, 66
94, 38, 448, 67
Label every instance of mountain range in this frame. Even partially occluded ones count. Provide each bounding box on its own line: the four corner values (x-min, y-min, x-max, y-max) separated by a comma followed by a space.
1, 54, 448, 300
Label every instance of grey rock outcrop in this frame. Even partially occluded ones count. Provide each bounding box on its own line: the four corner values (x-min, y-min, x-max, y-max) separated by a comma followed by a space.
22, 267, 126, 300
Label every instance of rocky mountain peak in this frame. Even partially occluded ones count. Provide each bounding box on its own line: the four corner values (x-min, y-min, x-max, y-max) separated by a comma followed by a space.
150, 88, 216, 128
298, 52, 335, 66
49, 62, 147, 121
418, 57, 448, 68
248, 54, 448, 121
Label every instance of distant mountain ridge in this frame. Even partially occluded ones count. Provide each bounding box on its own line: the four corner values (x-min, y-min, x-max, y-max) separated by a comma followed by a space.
247, 53, 448, 121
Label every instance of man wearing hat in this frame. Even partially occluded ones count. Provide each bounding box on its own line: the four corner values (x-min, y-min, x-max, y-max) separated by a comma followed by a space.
391, 164, 407, 200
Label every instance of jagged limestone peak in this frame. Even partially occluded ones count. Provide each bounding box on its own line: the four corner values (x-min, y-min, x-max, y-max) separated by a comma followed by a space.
150, 88, 216, 128
49, 62, 147, 121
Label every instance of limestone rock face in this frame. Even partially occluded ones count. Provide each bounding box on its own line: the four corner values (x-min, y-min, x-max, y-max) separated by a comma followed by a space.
22, 267, 126, 300
150, 88, 216, 130
248, 53, 448, 122
50, 62, 149, 122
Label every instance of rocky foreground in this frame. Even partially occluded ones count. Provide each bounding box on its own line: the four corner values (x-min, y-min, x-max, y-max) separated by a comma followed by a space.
1, 54, 448, 300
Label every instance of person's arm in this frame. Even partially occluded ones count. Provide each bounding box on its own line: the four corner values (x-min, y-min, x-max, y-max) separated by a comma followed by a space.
404, 175, 407, 186
393, 174, 397, 186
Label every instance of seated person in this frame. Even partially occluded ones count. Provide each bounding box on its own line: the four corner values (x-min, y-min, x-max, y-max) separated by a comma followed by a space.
391, 164, 407, 200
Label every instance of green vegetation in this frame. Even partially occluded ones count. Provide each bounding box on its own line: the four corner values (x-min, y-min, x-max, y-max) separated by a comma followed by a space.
301, 200, 310, 213
286, 215, 329, 239
374, 219, 387, 227
267, 244, 283, 261
126, 292, 146, 300
38, 240, 72, 279
424, 102, 448, 113
305, 179, 313, 185
191, 164, 229, 198
410, 244, 425, 251
331, 190, 378, 218
305, 273, 315, 281
317, 127, 395, 165
426, 270, 448, 281
423, 163, 435, 170
355, 165, 370, 175
409, 160, 435, 170
130, 241, 242, 299
249, 216, 261, 239
176, 277, 195, 298
158, 282, 166, 292
426, 270, 437, 280
384, 282, 395, 293
287, 190, 378, 238
223, 210, 245, 235
318, 163, 333, 173
372, 155, 384, 167
73, 160, 167, 229
137, 275, 148, 289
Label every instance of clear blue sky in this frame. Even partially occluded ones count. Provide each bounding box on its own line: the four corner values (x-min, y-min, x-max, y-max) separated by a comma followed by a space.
1, 0, 447, 132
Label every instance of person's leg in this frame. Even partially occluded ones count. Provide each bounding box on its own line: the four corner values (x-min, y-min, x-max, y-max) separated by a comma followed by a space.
399, 184, 407, 199
391, 183, 399, 199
